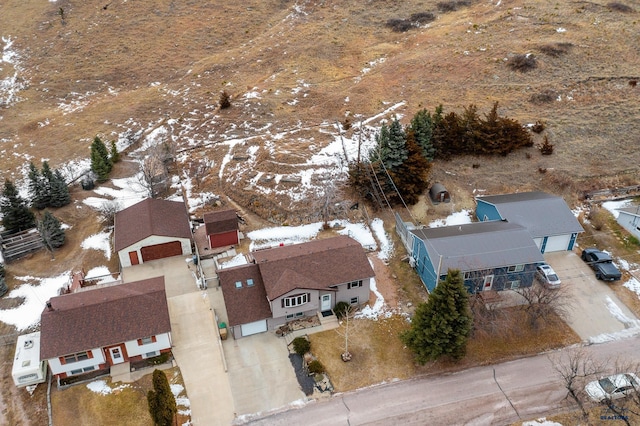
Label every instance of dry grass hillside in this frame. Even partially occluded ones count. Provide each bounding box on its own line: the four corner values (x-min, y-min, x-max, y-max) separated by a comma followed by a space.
1, 0, 639, 422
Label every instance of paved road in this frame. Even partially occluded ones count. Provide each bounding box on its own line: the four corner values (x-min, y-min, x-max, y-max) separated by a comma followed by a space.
247, 336, 640, 425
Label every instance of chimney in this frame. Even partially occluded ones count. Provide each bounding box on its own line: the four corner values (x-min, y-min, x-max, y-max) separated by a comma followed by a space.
46, 301, 53, 311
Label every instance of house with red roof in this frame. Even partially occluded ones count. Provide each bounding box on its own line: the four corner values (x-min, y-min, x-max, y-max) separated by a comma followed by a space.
218, 236, 375, 338
39, 277, 172, 384
114, 198, 193, 268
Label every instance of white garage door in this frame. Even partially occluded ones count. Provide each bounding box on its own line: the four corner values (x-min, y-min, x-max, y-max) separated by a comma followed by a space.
241, 320, 267, 337
544, 234, 572, 253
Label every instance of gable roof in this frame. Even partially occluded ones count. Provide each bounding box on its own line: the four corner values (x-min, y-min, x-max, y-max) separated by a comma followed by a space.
252, 236, 375, 300
114, 198, 192, 252
477, 191, 583, 237
204, 209, 238, 235
40, 277, 170, 359
412, 221, 544, 273
217, 264, 272, 327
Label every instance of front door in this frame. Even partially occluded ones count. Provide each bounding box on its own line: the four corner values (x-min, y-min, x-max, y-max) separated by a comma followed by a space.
109, 346, 124, 364
483, 275, 494, 291
321, 294, 331, 311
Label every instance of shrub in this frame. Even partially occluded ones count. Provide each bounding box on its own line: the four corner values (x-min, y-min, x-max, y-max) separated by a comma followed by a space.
588, 207, 608, 231
219, 90, 231, 109
529, 90, 557, 104
410, 12, 436, 24
292, 337, 311, 356
386, 19, 413, 32
307, 360, 325, 375
333, 301, 350, 319
538, 42, 573, 57
531, 120, 546, 133
539, 136, 554, 155
607, 2, 634, 12
149, 352, 171, 365
437, 1, 471, 12
507, 54, 537, 72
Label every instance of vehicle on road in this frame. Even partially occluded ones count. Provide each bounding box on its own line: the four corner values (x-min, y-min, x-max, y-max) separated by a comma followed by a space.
535, 264, 561, 289
581, 248, 622, 281
585, 373, 640, 402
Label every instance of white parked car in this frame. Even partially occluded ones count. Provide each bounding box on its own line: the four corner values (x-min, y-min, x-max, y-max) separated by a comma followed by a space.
535, 264, 561, 289
585, 373, 640, 402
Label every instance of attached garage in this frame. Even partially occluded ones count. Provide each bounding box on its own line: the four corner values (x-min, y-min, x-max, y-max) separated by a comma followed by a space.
240, 320, 268, 337
538, 234, 573, 253
141, 241, 183, 262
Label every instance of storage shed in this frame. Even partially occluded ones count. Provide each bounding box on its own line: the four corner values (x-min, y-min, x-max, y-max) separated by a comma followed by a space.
429, 183, 450, 204
12, 332, 47, 387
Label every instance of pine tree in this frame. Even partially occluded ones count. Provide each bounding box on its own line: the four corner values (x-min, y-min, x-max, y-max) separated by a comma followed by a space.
41, 161, 54, 206
410, 109, 435, 161
392, 131, 431, 205
401, 269, 472, 363
39, 211, 65, 251
147, 369, 177, 426
90, 136, 113, 182
1, 179, 36, 233
110, 140, 120, 164
27, 162, 48, 210
382, 118, 408, 171
49, 170, 71, 207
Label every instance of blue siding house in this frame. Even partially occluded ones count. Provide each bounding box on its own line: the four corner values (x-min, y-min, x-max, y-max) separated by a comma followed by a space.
476, 192, 583, 253
411, 221, 545, 293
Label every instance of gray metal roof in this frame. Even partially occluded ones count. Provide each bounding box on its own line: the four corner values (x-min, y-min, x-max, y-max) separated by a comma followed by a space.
412, 221, 544, 273
618, 206, 640, 217
477, 191, 583, 238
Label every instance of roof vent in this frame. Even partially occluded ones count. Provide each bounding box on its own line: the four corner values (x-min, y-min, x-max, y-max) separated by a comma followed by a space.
24, 339, 34, 349
46, 301, 53, 311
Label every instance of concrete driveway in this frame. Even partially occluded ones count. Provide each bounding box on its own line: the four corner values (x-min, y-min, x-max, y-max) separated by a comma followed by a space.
222, 332, 305, 418
544, 251, 640, 341
122, 257, 305, 423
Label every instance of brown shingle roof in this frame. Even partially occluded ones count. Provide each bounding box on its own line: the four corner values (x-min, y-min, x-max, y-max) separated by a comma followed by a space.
114, 198, 192, 252
40, 277, 171, 360
253, 236, 375, 300
217, 264, 272, 327
204, 209, 238, 235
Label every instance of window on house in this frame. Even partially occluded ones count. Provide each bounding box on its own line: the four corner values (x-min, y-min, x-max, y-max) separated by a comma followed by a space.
144, 351, 160, 359
509, 280, 521, 289
247, 278, 254, 287
235, 281, 242, 289
347, 280, 363, 289
463, 271, 473, 280
282, 293, 310, 308
64, 352, 90, 363
69, 366, 95, 376
140, 336, 154, 345
507, 265, 524, 273
286, 312, 305, 320
350, 297, 358, 305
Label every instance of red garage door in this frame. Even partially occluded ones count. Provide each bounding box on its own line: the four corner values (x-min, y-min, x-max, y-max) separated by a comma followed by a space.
141, 241, 183, 262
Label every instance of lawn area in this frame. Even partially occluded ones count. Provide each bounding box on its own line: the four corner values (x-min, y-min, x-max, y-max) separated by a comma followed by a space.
309, 311, 580, 393
51, 367, 190, 425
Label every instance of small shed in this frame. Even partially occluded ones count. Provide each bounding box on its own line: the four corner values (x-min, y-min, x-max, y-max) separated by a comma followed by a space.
429, 183, 450, 204
12, 332, 47, 387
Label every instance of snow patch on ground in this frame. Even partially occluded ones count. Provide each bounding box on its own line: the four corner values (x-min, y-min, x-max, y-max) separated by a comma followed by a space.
171, 383, 191, 416
370, 218, 393, 261
429, 209, 472, 228
523, 418, 563, 426
84, 266, 118, 284
602, 199, 632, 219
86, 380, 130, 395
588, 296, 640, 344
0, 273, 69, 330
81, 231, 112, 260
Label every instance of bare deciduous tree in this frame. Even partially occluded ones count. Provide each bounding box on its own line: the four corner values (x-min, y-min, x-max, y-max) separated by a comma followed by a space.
138, 149, 168, 198
514, 281, 572, 329
97, 200, 122, 228
550, 348, 605, 420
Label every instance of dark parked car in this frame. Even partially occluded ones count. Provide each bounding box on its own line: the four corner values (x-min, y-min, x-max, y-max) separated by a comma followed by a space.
581, 248, 622, 281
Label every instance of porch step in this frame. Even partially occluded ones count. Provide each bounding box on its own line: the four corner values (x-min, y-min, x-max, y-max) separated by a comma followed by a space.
318, 310, 338, 326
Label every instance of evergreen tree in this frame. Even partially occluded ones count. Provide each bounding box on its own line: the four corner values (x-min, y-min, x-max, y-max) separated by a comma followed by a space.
1, 179, 36, 233
49, 170, 71, 208
410, 109, 435, 161
40, 161, 54, 206
369, 123, 390, 163
90, 136, 113, 182
109, 140, 120, 164
381, 118, 408, 171
391, 131, 431, 205
147, 369, 177, 426
39, 211, 65, 250
401, 269, 472, 363
27, 162, 48, 210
